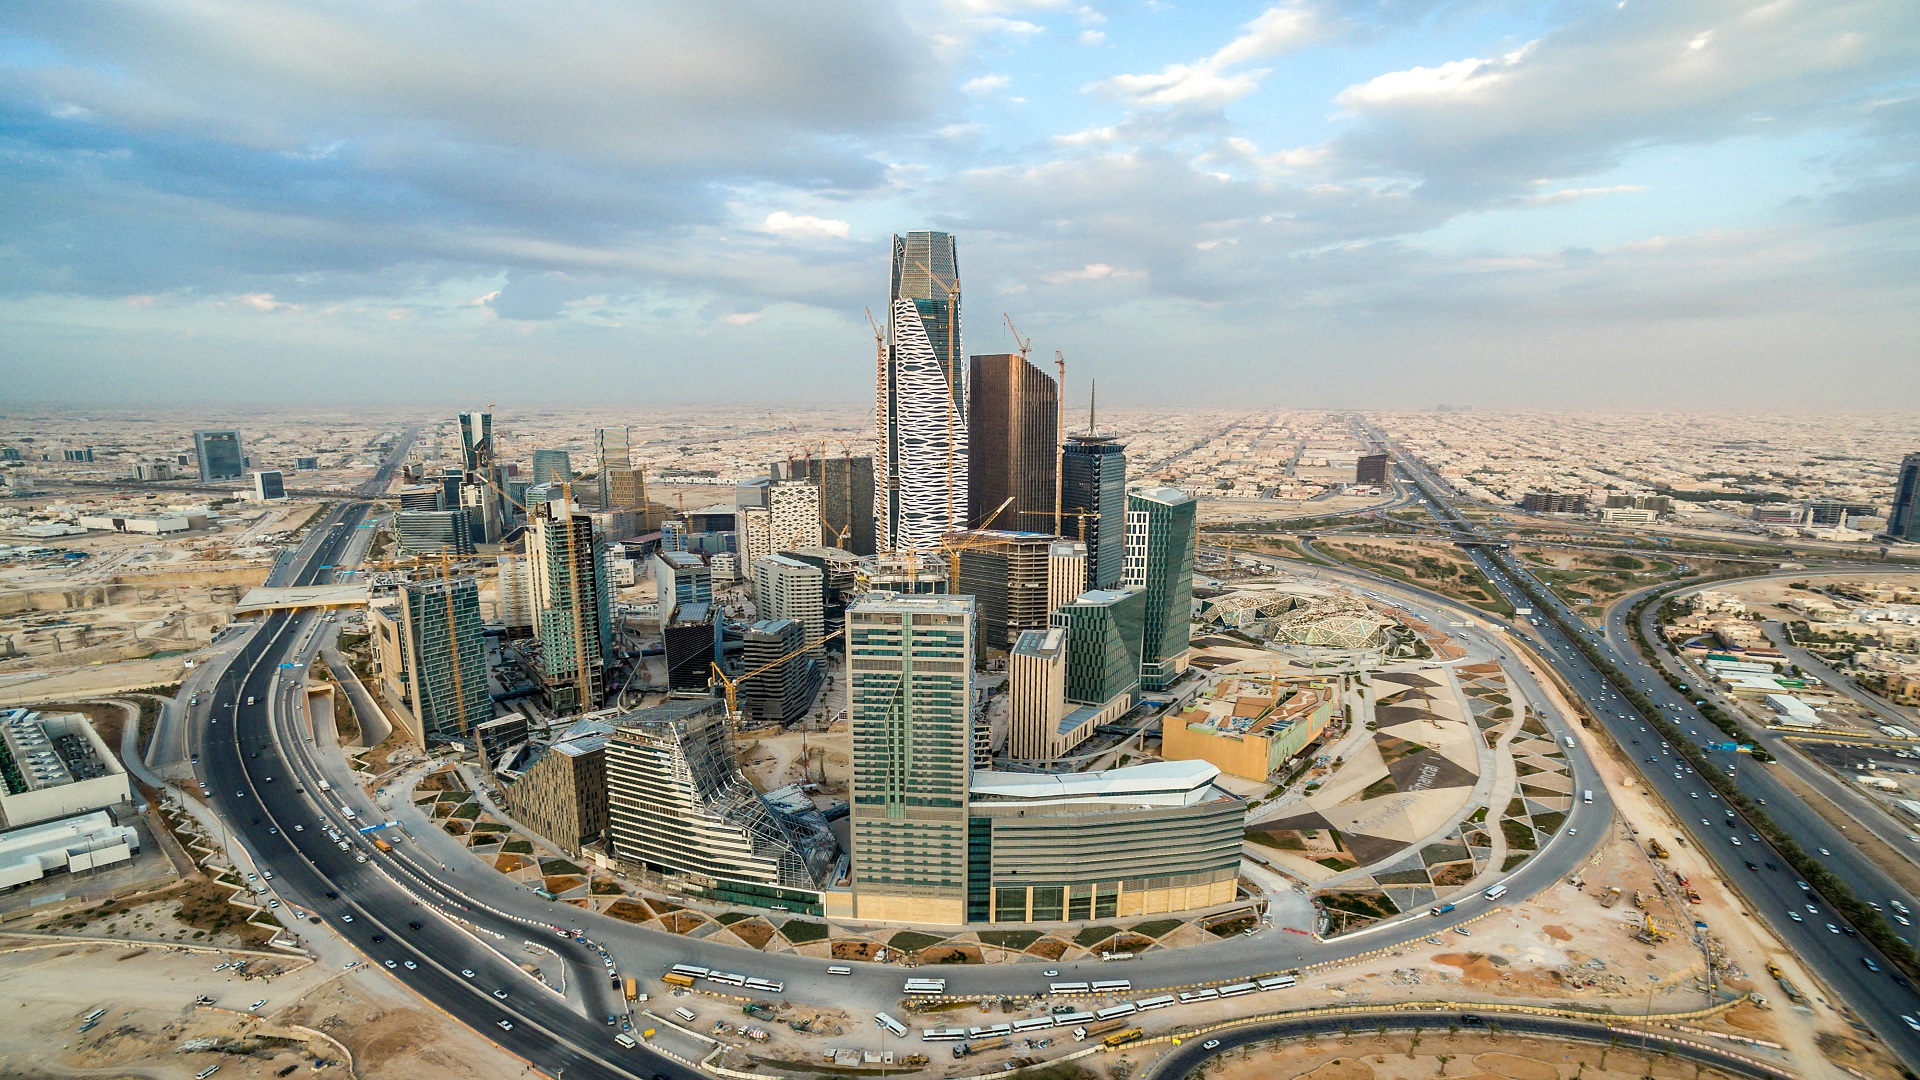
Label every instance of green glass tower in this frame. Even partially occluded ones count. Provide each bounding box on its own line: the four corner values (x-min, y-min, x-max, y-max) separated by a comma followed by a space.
396, 577, 492, 739
1123, 486, 1197, 690
1050, 587, 1146, 708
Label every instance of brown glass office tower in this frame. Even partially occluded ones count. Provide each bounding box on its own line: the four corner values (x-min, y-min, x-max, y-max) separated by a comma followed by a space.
967, 353, 1058, 531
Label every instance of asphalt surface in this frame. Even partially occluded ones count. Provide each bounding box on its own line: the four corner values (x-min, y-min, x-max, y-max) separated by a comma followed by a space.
1386, 452, 1920, 1065
1144, 1008, 1795, 1080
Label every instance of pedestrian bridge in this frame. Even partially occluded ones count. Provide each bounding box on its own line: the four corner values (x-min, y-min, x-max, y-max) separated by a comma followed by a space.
233, 584, 370, 616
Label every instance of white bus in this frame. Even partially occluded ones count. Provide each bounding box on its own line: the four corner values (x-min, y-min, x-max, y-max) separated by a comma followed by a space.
673, 1007, 698, 1024
1089, 979, 1132, 994
1013, 1016, 1056, 1033
1049, 981, 1091, 996
1483, 883, 1509, 901
827, 965, 852, 976
1178, 989, 1219, 1004
968, 1024, 1013, 1039
921, 1028, 969, 1042
1094, 1003, 1138, 1021
902, 978, 947, 995
1054, 1011, 1096, 1026
1218, 982, 1259, 998
707, 971, 746, 987
875, 1012, 908, 1038
743, 977, 784, 994
668, 964, 711, 980
1136, 995, 1176, 1011
1257, 975, 1298, 991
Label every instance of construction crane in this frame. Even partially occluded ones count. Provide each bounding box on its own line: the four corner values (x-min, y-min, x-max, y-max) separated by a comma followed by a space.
1003, 313, 1031, 360
934, 497, 1014, 592
818, 507, 851, 549
1054, 350, 1066, 535
709, 625, 848, 727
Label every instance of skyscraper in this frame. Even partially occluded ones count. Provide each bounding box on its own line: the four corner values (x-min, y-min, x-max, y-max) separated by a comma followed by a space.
251, 470, 286, 502
1890, 454, 1920, 542
1355, 452, 1390, 487
529, 487, 612, 713
597, 427, 643, 518
1047, 539, 1087, 614
773, 455, 877, 555
847, 592, 975, 923
968, 353, 1058, 531
756, 554, 826, 660
742, 618, 818, 725
378, 577, 491, 742
880, 231, 968, 552
954, 530, 1055, 650
531, 449, 573, 488
768, 480, 823, 556
1123, 487, 1197, 690
1052, 587, 1146, 710
1061, 435, 1128, 589
193, 430, 245, 482
458, 411, 494, 472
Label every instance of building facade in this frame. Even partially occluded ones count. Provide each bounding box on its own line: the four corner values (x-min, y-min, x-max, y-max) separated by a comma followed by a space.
531, 449, 573, 488
1122, 487, 1196, 691
504, 721, 609, 856
1047, 539, 1087, 613
193, 429, 245, 482
968, 352, 1058, 532
529, 488, 612, 712
597, 426, 644, 518
373, 577, 492, 743
773, 455, 877, 556
654, 550, 712, 625
606, 699, 838, 911
1052, 587, 1146, 709
880, 231, 968, 552
968, 761, 1243, 923
954, 530, 1055, 651
847, 593, 975, 923
1061, 435, 1128, 589
742, 618, 818, 725
1890, 454, 1920, 542
252, 470, 286, 501
755, 554, 825, 659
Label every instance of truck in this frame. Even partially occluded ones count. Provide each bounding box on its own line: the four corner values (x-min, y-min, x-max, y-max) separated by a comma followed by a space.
662, 973, 695, 988
1102, 1028, 1144, 1048
1428, 903, 1456, 917
317, 780, 332, 792
372, 838, 393, 853
1075, 1018, 1127, 1042
743, 1003, 775, 1019
1598, 887, 1623, 909
625, 977, 639, 1002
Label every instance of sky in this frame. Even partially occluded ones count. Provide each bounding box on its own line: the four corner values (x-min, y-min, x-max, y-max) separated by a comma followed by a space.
2, 1, 1917, 409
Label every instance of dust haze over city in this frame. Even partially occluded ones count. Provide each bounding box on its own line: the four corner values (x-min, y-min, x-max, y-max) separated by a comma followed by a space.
2, 5, 1920, 1080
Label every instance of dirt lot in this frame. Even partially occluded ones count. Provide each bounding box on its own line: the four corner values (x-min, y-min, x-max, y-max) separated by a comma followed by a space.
0, 937, 527, 1080
1188, 1032, 1751, 1080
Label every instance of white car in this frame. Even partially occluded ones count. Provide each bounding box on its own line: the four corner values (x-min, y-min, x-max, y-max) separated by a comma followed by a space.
462, 969, 476, 979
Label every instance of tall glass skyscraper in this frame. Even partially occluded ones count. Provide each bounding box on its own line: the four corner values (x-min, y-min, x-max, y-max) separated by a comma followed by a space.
1123, 487, 1197, 690
1061, 435, 1128, 589
529, 487, 612, 713
1890, 453, 1920, 542
968, 352, 1057, 532
880, 231, 968, 552
193, 429, 245, 482
531, 448, 573, 488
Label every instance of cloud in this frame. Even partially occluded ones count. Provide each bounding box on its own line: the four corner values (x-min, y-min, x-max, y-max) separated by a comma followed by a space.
1337, 46, 1531, 108
229, 292, 299, 313
961, 73, 1011, 94
1043, 262, 1145, 283
723, 311, 763, 325
1086, 3, 1319, 107
1078, 30, 1105, 46
761, 211, 852, 238
1522, 184, 1648, 206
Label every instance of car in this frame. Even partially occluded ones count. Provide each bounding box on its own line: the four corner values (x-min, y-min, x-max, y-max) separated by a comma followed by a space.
1745, 862, 1759, 872
462, 969, 476, 979
408, 922, 423, 931
325, 891, 338, 899
1689, 793, 1698, 800
247, 873, 257, 882
268, 827, 279, 835
1864, 957, 1882, 973
267, 899, 280, 908
372, 934, 385, 943
1806, 904, 1818, 914
341, 914, 354, 923
1819, 848, 1831, 856
1043, 970, 1059, 977
493, 989, 509, 1000
1897, 915, 1913, 927
1789, 912, 1803, 922
1203, 1039, 1222, 1050
1453, 927, 1471, 936
498, 1020, 514, 1031
403, 961, 417, 970
384, 960, 397, 969
1844, 925, 1857, 937
1904, 1016, 1920, 1033
1828, 924, 1841, 934
1700, 819, 1711, 827
1460, 1014, 1484, 1025
294, 825, 304, 832
262, 871, 273, 880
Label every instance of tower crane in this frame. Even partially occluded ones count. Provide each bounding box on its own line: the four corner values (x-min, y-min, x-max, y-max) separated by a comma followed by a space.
1003, 313, 1031, 360
709, 625, 848, 728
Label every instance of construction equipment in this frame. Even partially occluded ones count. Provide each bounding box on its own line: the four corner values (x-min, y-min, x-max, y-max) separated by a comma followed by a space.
930, 497, 1014, 589
1647, 838, 1669, 859
1598, 887, 1623, 909
1765, 961, 1783, 979
1003, 313, 1031, 360
1632, 890, 1647, 910
709, 626, 848, 725
1102, 1027, 1144, 1048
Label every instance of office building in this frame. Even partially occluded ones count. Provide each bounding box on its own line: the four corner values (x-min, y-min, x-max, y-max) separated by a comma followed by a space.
1008, 627, 1097, 763
395, 509, 475, 555
63, 447, 95, 463
847, 593, 975, 923
193, 429, 245, 482
755, 554, 825, 659
1052, 588, 1146, 710
710, 550, 740, 582
396, 485, 442, 511
607, 698, 839, 912
505, 718, 610, 857
738, 505, 773, 575
597, 427, 644, 518
1355, 452, 1389, 487
879, 231, 968, 553
133, 462, 173, 481
458, 411, 495, 472
968, 352, 1058, 531
529, 487, 612, 713
370, 577, 491, 743
531, 449, 573, 488
736, 476, 770, 510
496, 555, 532, 629
774, 455, 876, 555
953, 530, 1055, 650
742, 619, 819, 725
295, 455, 320, 471
1123, 487, 1196, 691
654, 550, 712, 625
663, 602, 718, 691
968, 761, 1243, 922
474, 713, 531, 770
438, 466, 464, 510
1806, 499, 1876, 526
1047, 540, 1087, 614
1162, 675, 1335, 781
1603, 493, 1675, 514
0, 709, 132, 827
252, 469, 286, 502
1061, 435, 1127, 589
0, 810, 141, 889
1520, 491, 1588, 513
768, 480, 822, 558
1891, 454, 1920, 542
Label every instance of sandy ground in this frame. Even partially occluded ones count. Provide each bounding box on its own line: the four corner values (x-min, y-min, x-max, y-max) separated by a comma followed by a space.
1180, 1032, 1751, 1080
0, 937, 528, 1080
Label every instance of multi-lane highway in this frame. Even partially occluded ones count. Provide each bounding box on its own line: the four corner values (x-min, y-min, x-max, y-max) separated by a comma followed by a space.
1384, 450, 1920, 1064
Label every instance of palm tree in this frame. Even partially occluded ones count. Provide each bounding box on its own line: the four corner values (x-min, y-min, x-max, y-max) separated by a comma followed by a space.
1437, 1054, 1454, 1076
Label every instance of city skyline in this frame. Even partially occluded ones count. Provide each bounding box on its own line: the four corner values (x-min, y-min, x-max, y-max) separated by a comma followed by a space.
3, 2, 1915, 408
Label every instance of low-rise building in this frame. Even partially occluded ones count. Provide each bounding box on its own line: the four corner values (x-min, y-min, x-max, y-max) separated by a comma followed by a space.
1161, 674, 1336, 781
0, 710, 131, 828
0, 810, 139, 889
967, 760, 1243, 922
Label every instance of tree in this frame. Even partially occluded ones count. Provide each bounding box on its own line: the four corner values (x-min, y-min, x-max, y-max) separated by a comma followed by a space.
1437, 1055, 1454, 1076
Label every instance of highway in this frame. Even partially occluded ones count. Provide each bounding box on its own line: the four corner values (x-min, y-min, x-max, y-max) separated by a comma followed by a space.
1384, 449, 1920, 1064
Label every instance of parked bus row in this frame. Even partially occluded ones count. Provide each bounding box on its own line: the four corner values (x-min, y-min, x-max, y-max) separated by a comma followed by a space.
920, 975, 1298, 1043
664, 964, 784, 995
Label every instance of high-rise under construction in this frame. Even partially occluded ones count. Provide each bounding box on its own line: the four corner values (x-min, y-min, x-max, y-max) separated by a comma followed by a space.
528, 486, 612, 713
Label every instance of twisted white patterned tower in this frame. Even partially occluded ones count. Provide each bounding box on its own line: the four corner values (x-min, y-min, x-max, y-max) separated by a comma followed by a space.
878, 231, 968, 552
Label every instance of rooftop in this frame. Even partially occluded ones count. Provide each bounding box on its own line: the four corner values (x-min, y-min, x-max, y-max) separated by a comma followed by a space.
970, 759, 1223, 807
